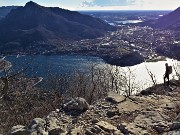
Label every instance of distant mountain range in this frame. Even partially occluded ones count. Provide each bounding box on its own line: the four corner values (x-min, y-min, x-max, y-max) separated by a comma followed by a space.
0, 1, 115, 53
140, 7, 180, 31
0, 6, 19, 20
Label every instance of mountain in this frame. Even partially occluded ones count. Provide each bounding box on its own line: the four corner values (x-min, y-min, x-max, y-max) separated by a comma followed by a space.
140, 7, 180, 31
0, 1, 115, 53
0, 6, 19, 20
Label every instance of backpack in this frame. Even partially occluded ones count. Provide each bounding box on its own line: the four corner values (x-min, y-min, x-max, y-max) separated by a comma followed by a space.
168, 66, 172, 74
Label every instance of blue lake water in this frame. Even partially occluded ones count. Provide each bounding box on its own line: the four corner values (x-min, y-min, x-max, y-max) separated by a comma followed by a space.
5, 55, 105, 77
108, 20, 143, 26
4, 55, 180, 90
116, 20, 143, 24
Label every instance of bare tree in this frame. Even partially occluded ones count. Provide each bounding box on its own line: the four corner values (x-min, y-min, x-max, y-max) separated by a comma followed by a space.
172, 61, 180, 81
118, 67, 140, 97
0, 58, 62, 134
145, 64, 157, 86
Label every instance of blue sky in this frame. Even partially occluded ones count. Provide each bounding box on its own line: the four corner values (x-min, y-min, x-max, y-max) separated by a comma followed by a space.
0, 0, 179, 10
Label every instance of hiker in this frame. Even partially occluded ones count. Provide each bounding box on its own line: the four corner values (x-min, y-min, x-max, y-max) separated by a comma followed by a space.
163, 63, 172, 85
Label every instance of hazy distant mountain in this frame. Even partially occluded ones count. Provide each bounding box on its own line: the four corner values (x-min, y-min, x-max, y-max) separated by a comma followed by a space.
0, 1, 115, 53
140, 7, 180, 31
0, 6, 19, 20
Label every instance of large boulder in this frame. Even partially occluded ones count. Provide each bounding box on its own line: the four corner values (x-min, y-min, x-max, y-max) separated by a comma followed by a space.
106, 91, 126, 104
63, 97, 89, 112
8, 125, 31, 135
28, 118, 48, 135
28, 118, 46, 130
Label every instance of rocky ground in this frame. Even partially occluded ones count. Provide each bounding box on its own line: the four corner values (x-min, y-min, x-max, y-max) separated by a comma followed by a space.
0, 58, 12, 72
8, 82, 180, 135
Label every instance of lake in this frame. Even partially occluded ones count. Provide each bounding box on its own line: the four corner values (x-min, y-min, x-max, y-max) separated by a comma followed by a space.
5, 55, 105, 77
116, 20, 143, 24
108, 20, 143, 26
121, 58, 180, 89
4, 55, 180, 90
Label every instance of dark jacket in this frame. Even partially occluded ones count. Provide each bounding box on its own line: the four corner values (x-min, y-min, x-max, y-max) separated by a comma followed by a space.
165, 66, 169, 75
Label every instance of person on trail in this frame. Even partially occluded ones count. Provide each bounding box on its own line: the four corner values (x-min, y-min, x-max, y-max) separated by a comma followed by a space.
164, 63, 170, 85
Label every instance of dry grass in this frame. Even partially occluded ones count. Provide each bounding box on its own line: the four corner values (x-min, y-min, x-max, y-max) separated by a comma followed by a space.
0, 77, 62, 134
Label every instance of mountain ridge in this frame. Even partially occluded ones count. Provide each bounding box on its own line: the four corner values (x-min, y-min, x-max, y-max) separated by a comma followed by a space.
140, 6, 180, 30
0, 6, 19, 20
0, 1, 115, 53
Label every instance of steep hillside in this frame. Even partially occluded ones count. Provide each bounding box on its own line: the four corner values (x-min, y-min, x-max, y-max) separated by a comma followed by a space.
7, 85, 180, 135
0, 6, 18, 20
140, 7, 180, 31
0, 1, 115, 53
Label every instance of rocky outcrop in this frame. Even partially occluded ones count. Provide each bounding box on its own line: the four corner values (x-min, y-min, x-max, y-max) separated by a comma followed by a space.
8, 98, 90, 135
118, 122, 149, 135
8, 125, 31, 135
46, 115, 67, 135
8, 85, 180, 135
171, 113, 180, 130
28, 118, 47, 134
0, 58, 12, 72
168, 113, 180, 134
106, 91, 126, 103
96, 121, 122, 134
8, 112, 70, 135
63, 97, 89, 113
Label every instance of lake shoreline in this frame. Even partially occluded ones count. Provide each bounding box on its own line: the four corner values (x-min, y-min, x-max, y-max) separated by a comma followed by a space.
3, 54, 180, 93
2, 51, 145, 67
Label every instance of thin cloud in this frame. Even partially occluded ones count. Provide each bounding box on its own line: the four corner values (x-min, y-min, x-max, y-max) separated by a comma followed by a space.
134, 0, 180, 10
82, 0, 136, 7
